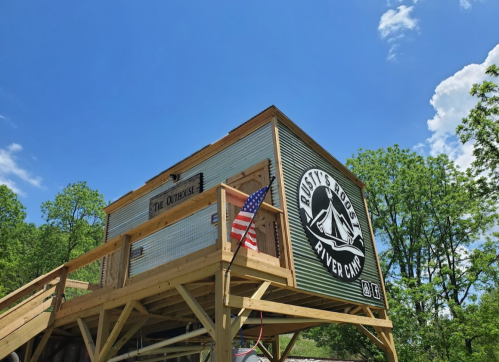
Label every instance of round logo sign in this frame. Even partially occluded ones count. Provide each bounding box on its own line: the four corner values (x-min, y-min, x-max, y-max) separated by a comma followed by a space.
298, 168, 365, 282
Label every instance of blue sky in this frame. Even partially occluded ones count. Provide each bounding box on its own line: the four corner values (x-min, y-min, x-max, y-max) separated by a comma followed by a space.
1, 0, 498, 225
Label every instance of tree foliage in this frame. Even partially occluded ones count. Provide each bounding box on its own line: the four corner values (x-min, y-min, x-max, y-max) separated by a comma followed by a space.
457, 64, 499, 196
305, 146, 499, 362
0, 182, 106, 299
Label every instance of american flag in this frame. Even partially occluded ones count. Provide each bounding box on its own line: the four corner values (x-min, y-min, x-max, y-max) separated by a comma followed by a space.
230, 186, 269, 251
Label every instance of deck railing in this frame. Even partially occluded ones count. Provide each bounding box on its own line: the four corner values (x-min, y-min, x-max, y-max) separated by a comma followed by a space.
0, 183, 285, 344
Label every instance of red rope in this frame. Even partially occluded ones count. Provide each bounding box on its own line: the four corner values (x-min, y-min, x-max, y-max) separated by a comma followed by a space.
233, 310, 263, 357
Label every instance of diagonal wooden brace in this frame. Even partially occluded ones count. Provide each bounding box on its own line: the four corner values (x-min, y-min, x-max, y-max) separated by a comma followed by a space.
230, 281, 270, 338
176, 284, 216, 340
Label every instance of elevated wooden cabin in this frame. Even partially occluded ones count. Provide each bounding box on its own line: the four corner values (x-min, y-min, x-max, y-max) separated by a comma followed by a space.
0, 106, 397, 362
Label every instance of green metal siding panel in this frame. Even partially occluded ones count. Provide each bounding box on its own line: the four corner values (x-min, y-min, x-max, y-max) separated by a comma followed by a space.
278, 122, 386, 308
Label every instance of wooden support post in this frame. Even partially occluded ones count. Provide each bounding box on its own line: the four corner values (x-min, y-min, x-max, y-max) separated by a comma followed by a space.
23, 338, 35, 362
215, 269, 232, 362
217, 187, 228, 250
94, 310, 111, 359
54, 267, 68, 312
29, 329, 53, 362
176, 284, 217, 340
271, 336, 281, 362
77, 318, 96, 362
279, 331, 301, 362
116, 235, 131, 289
378, 309, 398, 362
97, 301, 136, 362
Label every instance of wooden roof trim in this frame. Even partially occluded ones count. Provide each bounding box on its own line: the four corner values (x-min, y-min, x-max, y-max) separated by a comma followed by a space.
273, 109, 366, 189
104, 107, 277, 213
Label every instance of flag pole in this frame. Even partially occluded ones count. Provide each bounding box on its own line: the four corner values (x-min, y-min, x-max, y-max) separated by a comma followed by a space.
225, 176, 276, 277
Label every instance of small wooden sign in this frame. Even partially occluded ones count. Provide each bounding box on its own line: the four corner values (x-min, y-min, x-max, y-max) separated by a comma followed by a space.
149, 173, 203, 219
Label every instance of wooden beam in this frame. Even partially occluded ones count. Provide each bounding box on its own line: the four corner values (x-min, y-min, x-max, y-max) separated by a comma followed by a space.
65, 238, 122, 273
0, 265, 63, 311
29, 328, 53, 362
0, 286, 56, 328
176, 284, 216, 340
271, 117, 296, 284
227, 296, 393, 328
271, 336, 281, 362
94, 310, 111, 359
23, 338, 35, 362
215, 269, 232, 362
50, 278, 100, 291
279, 331, 301, 362
0, 298, 54, 340
77, 318, 96, 362
0, 313, 52, 361
54, 267, 68, 312
116, 235, 131, 289
354, 324, 386, 351
133, 301, 149, 315
217, 186, 228, 251
257, 341, 273, 360
97, 301, 135, 362
361, 188, 389, 310
363, 307, 392, 350
106, 317, 149, 360
230, 281, 270, 338
222, 184, 282, 215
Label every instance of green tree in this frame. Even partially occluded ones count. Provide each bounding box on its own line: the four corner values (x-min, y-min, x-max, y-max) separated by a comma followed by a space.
456, 64, 499, 196
313, 146, 499, 361
41, 182, 106, 287
0, 185, 28, 297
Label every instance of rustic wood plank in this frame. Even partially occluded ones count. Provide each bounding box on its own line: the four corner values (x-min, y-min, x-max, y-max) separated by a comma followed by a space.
227, 296, 393, 328
149, 173, 203, 219
133, 302, 149, 315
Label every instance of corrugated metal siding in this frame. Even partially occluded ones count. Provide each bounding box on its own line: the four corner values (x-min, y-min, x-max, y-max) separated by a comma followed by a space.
107, 123, 279, 276
278, 122, 385, 308
129, 204, 217, 276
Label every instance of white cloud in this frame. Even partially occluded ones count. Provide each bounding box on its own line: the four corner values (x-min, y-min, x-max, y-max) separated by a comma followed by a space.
459, 0, 481, 9
425, 44, 499, 169
379, 6, 418, 39
0, 143, 43, 196
0, 114, 16, 128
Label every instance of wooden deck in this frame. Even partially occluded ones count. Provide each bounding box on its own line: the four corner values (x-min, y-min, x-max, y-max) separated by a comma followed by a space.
0, 184, 396, 362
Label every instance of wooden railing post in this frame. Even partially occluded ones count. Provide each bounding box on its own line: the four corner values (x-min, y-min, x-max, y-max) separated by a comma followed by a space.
54, 267, 68, 312
117, 235, 131, 289
217, 186, 228, 251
